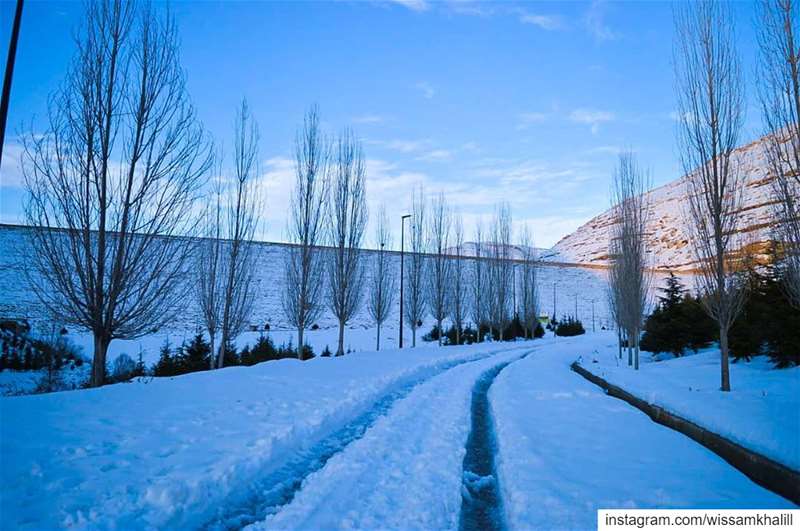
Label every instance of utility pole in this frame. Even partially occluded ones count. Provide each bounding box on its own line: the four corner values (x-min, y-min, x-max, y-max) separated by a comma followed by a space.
574, 292, 578, 321
552, 281, 556, 321
399, 214, 411, 348
0, 0, 24, 170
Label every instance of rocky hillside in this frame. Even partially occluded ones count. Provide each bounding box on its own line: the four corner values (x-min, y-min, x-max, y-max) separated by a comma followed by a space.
551, 135, 783, 271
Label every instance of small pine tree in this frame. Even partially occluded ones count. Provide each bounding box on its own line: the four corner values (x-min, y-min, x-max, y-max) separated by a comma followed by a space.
153, 340, 178, 377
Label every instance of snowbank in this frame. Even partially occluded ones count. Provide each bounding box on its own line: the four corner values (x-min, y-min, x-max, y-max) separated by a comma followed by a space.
0, 341, 514, 529
581, 342, 800, 471
490, 334, 793, 530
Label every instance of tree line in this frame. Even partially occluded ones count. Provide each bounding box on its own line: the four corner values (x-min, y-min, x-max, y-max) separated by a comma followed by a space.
606, 0, 800, 390
18, 0, 543, 387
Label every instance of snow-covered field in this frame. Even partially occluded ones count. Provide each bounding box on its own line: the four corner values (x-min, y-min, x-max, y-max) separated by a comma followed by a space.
578, 341, 800, 471
2, 332, 795, 530
491, 334, 794, 530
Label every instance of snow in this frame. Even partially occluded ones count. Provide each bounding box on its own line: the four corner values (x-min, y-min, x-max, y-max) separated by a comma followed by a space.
490, 333, 795, 530
0, 340, 521, 530
2, 331, 796, 530
249, 347, 531, 530
578, 341, 800, 471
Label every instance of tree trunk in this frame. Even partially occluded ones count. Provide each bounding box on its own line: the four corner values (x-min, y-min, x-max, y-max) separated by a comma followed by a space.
376, 323, 381, 351
437, 319, 442, 346
628, 342, 633, 367
617, 327, 623, 359
91, 332, 110, 387
336, 320, 345, 356
720, 327, 731, 391
209, 331, 216, 369
455, 325, 460, 346
216, 330, 227, 369
412, 326, 417, 347
298, 327, 305, 360
634, 330, 640, 371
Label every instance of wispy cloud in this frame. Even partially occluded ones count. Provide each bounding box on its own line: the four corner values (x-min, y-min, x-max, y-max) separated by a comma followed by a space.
569, 108, 615, 134
384, 0, 429, 12
0, 142, 25, 188
518, 13, 563, 31
584, 0, 619, 42
416, 149, 452, 162
366, 138, 431, 153
414, 81, 435, 99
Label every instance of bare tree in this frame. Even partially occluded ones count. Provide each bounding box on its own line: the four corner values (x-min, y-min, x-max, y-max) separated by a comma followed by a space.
605, 266, 625, 360
675, 1, 747, 391
283, 106, 329, 358
22, 1, 212, 387
450, 212, 468, 345
367, 205, 396, 351
518, 224, 539, 339
214, 99, 261, 368
196, 163, 224, 368
327, 130, 368, 356
404, 187, 427, 347
609, 152, 651, 370
426, 193, 451, 346
488, 204, 513, 340
758, 0, 800, 306
471, 219, 487, 341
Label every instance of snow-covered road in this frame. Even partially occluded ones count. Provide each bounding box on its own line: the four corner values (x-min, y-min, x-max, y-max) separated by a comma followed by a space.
249, 348, 531, 530
491, 335, 794, 530
1, 335, 794, 530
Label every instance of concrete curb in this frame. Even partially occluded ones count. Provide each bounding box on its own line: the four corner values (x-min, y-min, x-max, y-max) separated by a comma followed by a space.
570, 361, 800, 506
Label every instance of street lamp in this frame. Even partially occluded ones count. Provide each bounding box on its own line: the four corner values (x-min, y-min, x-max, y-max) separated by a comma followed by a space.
399, 214, 411, 348
0, 0, 24, 169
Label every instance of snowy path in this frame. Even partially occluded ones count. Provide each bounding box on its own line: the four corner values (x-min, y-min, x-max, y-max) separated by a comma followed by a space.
247, 348, 533, 530
0, 342, 525, 529
491, 335, 795, 530
205, 345, 530, 529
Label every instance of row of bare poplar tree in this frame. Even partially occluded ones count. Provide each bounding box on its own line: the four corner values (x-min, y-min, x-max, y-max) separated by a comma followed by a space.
606, 0, 800, 392
278, 115, 541, 358
19, 0, 541, 386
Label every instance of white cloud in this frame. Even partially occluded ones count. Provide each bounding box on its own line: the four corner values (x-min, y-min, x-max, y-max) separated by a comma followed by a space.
519, 13, 562, 30
416, 149, 452, 162
569, 109, 615, 134
0, 142, 25, 188
366, 138, 431, 153
385, 0, 429, 12
414, 81, 435, 99
584, 0, 619, 42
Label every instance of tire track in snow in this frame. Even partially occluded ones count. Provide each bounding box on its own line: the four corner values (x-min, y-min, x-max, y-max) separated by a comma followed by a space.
204, 345, 530, 530
459, 354, 526, 531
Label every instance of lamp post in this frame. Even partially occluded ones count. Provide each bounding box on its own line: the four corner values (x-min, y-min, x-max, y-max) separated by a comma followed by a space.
399, 214, 411, 348
0, 0, 24, 169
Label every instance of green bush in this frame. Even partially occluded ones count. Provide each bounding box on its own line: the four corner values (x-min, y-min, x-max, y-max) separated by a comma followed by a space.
555, 316, 585, 337
640, 273, 716, 356
729, 260, 800, 368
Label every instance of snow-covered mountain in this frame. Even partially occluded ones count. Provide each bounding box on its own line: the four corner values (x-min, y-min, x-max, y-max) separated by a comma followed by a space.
551, 135, 783, 271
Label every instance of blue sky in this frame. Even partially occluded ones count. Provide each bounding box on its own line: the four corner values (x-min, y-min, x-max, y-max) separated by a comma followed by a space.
0, 0, 764, 248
